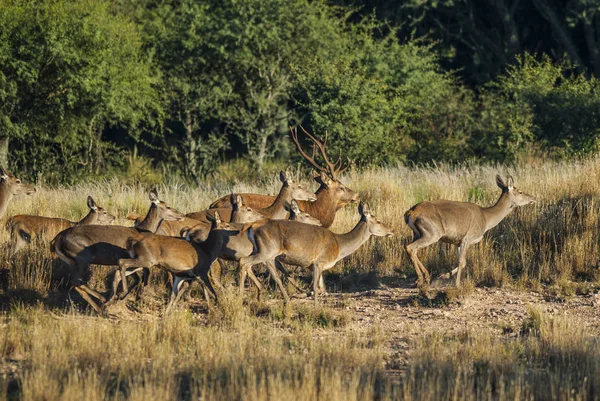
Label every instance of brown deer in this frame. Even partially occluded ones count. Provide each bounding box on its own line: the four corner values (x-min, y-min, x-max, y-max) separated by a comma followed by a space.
0, 168, 35, 219
239, 203, 393, 305
288, 199, 322, 226
404, 175, 536, 288
8, 196, 115, 256
208, 128, 359, 228
126, 193, 264, 241
188, 170, 316, 223
109, 211, 243, 310
184, 199, 323, 301
51, 189, 184, 314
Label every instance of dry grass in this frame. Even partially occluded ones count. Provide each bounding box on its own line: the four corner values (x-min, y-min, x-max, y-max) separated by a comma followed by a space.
1, 156, 600, 399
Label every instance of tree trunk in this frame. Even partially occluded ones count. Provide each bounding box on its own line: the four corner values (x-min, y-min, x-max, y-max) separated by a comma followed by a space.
256, 133, 268, 172
185, 111, 198, 180
532, 0, 586, 72
0, 135, 9, 168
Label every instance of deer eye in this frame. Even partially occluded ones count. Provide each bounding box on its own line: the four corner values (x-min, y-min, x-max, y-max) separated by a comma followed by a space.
103, 211, 107, 215
16, 179, 20, 184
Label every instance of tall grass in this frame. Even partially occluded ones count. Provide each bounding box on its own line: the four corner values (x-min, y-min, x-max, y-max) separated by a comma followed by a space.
1, 157, 600, 399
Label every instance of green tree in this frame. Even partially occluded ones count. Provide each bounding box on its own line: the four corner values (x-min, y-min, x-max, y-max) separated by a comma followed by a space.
0, 0, 160, 182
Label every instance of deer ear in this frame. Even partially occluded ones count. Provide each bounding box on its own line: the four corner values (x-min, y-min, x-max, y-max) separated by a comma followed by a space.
149, 188, 159, 203
496, 175, 506, 190
320, 171, 331, 186
507, 175, 515, 190
279, 170, 289, 184
87, 196, 97, 211
236, 194, 243, 206
359, 202, 370, 217
0, 168, 7, 180
214, 211, 222, 224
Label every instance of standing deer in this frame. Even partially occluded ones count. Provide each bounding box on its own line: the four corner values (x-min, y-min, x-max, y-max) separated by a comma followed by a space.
404, 175, 536, 288
187, 170, 317, 223
127, 193, 264, 240
8, 196, 115, 256
51, 189, 184, 314
239, 203, 393, 305
208, 128, 359, 228
0, 168, 35, 219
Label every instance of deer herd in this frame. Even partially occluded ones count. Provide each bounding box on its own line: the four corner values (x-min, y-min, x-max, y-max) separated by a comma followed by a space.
1, 128, 536, 315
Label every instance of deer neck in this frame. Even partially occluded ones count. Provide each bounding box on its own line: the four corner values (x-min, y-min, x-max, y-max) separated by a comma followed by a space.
136, 205, 162, 233
77, 210, 97, 226
333, 220, 371, 262
261, 185, 291, 220
0, 182, 13, 219
301, 185, 336, 227
481, 191, 513, 232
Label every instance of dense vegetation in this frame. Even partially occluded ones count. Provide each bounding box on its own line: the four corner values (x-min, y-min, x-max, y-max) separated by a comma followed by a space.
1, 0, 599, 183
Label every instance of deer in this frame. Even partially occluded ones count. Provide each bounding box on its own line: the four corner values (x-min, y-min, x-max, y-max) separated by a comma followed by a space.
187, 170, 317, 225
7, 196, 116, 256
239, 202, 394, 305
0, 168, 35, 219
126, 193, 264, 241
208, 127, 359, 228
404, 175, 536, 288
182, 199, 323, 302
51, 188, 184, 315
109, 194, 268, 303
107, 228, 228, 313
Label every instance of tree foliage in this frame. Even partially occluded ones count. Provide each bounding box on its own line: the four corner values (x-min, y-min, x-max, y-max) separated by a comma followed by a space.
1, 0, 599, 183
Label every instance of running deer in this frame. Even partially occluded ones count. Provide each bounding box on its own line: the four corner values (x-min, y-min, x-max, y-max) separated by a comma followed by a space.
8, 196, 115, 256
109, 211, 242, 311
208, 128, 359, 228
0, 168, 35, 219
184, 200, 323, 301
239, 203, 393, 305
51, 189, 184, 314
404, 175, 536, 288
188, 170, 317, 224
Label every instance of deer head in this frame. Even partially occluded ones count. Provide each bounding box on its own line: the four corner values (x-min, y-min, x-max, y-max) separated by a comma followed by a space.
231, 194, 265, 223
291, 127, 359, 207
87, 196, 116, 224
496, 175, 536, 207
0, 168, 35, 196
148, 188, 184, 221
359, 202, 394, 237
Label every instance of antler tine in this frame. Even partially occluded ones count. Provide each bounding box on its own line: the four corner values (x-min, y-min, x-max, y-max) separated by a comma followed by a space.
298, 125, 339, 179
337, 157, 351, 175
290, 126, 327, 173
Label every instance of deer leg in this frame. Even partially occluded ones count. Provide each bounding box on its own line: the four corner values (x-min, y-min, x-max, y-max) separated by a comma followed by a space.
73, 285, 104, 315
455, 242, 471, 287
312, 264, 323, 307
405, 234, 439, 288
247, 268, 264, 300
134, 267, 150, 299
10, 230, 28, 257
110, 259, 144, 302
274, 259, 304, 292
166, 276, 189, 313
265, 260, 289, 303
196, 267, 218, 305
108, 265, 145, 304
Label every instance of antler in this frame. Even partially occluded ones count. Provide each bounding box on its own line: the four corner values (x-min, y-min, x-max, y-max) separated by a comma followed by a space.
290, 126, 350, 179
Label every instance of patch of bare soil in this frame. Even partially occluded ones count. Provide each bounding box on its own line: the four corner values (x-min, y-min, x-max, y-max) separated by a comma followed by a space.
312, 279, 600, 374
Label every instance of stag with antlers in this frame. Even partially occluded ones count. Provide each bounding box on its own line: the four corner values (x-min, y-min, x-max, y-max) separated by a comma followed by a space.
208, 127, 358, 228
